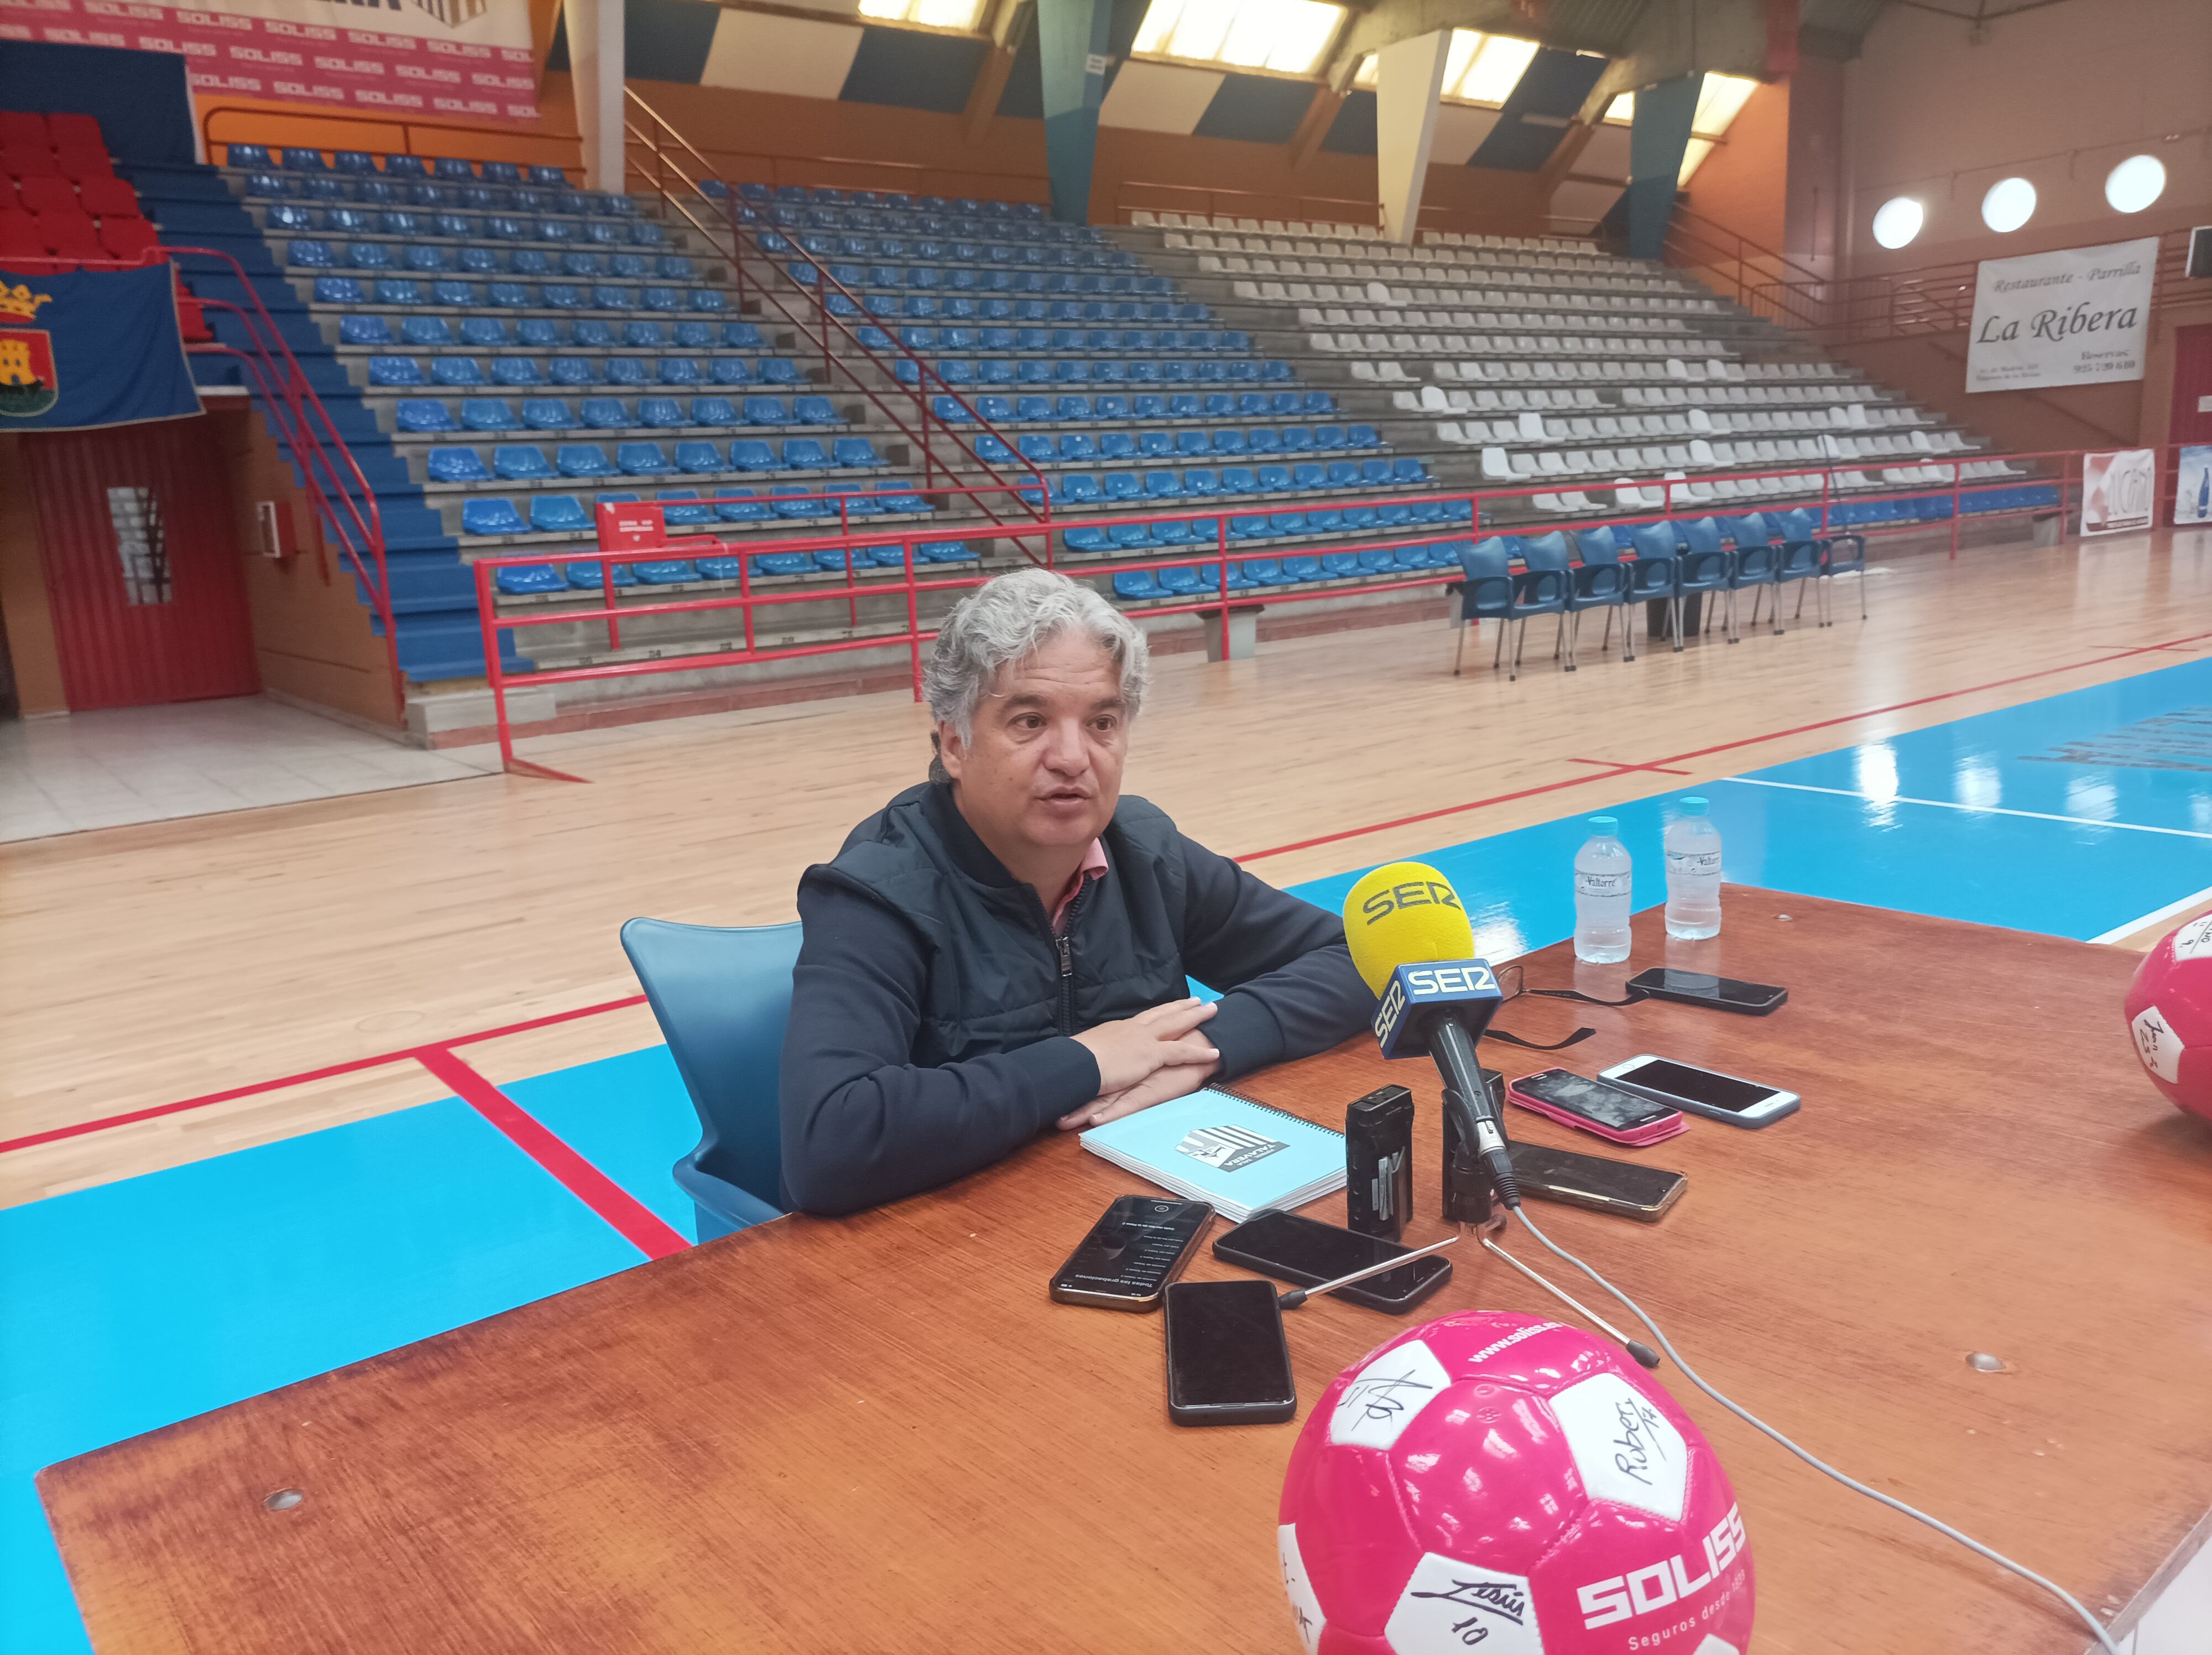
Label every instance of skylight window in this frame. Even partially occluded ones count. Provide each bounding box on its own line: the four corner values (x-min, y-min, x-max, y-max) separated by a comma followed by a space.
856, 0, 987, 29
1601, 73, 1761, 183
1353, 30, 1541, 106
1132, 0, 1346, 76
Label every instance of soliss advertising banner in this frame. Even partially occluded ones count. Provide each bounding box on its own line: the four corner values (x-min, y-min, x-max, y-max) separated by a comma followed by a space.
1966, 236, 2157, 393
2177, 445, 2212, 527
0, 0, 540, 123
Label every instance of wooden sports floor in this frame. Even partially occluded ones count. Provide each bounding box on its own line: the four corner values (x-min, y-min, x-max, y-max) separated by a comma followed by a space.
5, 524, 2209, 1208
9, 523, 2212, 1655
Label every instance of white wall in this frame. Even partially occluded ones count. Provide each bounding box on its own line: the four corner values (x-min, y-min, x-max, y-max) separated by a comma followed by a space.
1843, 0, 2212, 275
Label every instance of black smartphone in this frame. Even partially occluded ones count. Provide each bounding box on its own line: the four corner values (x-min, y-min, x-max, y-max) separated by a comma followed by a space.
1213, 1209, 1452, 1314
1627, 967, 1788, 1015
1162, 1278, 1297, 1425
1050, 1195, 1212, 1311
1507, 1142, 1687, 1222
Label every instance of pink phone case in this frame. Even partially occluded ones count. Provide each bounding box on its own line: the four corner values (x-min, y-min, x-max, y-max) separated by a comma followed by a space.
1507, 1080, 1688, 1147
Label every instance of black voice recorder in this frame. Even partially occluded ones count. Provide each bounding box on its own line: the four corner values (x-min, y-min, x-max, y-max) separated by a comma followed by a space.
1345, 1084, 1415, 1241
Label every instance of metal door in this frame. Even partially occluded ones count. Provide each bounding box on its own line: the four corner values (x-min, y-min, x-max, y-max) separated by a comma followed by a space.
25, 416, 257, 710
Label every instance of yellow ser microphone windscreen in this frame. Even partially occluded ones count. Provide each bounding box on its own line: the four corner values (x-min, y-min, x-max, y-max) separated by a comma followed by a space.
1343, 862, 1478, 995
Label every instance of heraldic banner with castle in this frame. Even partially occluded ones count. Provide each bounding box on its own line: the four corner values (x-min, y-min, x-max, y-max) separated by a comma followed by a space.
0, 266, 203, 431
0, 0, 539, 124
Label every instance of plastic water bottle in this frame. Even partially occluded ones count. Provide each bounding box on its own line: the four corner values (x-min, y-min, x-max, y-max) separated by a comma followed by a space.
1665, 797, 1724, 940
1573, 816, 1634, 963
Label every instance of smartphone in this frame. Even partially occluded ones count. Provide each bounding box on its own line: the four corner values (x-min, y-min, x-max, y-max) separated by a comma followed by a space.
1507, 1069, 1687, 1147
1049, 1195, 1212, 1311
1627, 968, 1788, 1016
1213, 1209, 1453, 1315
1600, 1054, 1801, 1127
1162, 1278, 1298, 1425
1509, 1142, 1687, 1222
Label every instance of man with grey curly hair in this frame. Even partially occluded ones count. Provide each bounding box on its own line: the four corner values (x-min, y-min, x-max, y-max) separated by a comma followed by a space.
779, 568, 1374, 1215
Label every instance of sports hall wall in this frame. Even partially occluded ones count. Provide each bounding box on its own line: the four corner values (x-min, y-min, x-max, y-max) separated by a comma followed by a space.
1838, 0, 2210, 455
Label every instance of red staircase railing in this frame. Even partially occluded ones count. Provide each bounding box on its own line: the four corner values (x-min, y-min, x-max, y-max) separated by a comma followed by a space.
618, 87, 1052, 555
1670, 210, 2202, 349
5, 245, 400, 718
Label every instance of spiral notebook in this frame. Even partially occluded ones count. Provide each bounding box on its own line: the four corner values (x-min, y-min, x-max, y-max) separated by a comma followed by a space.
1078, 1087, 1345, 1223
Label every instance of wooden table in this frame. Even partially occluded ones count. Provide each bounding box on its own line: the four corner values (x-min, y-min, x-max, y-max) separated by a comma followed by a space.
41, 894, 2212, 1653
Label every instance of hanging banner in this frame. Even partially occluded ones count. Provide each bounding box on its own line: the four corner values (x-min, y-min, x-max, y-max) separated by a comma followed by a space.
2081, 448, 2156, 537
0, 0, 540, 123
0, 264, 202, 431
1965, 236, 2157, 393
2177, 445, 2212, 526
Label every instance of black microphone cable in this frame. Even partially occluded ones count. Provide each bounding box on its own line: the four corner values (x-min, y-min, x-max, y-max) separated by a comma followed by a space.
1497, 1198, 2125, 1655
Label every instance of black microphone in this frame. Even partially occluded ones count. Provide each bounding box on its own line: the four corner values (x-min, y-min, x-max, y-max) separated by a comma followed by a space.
1342, 863, 1521, 1211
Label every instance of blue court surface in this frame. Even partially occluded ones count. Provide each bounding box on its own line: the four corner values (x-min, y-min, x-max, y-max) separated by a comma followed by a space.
5, 658, 2210, 1652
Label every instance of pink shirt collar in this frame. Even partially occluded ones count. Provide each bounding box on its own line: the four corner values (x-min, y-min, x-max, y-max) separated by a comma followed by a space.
1051, 839, 1110, 933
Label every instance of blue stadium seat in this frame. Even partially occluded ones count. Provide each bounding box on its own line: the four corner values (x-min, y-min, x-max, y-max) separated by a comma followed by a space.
566, 560, 639, 589
492, 358, 541, 387
792, 397, 838, 425
783, 439, 831, 470
580, 397, 634, 429
531, 496, 593, 533
462, 497, 528, 536
431, 358, 486, 387
461, 399, 521, 431
367, 355, 424, 388
617, 443, 674, 476
339, 315, 393, 346
659, 491, 712, 527
714, 490, 772, 524
691, 398, 740, 426
632, 558, 698, 584
395, 399, 458, 432
659, 358, 703, 386
744, 397, 790, 426
674, 441, 723, 473
638, 398, 686, 428
731, 440, 778, 471
426, 447, 492, 483
494, 445, 557, 481
495, 564, 565, 595
524, 398, 579, 430
833, 437, 880, 467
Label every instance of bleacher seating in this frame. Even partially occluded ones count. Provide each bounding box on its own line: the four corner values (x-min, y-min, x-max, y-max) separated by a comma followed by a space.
98, 134, 2046, 698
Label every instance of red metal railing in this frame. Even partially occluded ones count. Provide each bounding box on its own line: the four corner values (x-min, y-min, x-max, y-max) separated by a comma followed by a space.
4, 243, 401, 714
466, 441, 2162, 776
618, 86, 1052, 553
1714, 225, 2199, 348
200, 105, 584, 177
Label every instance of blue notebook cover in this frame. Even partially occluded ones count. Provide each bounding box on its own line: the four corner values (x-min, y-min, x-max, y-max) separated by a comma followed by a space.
1078, 1087, 1345, 1221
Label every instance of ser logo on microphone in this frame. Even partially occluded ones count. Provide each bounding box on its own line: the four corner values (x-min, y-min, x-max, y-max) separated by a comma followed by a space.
1373, 959, 1501, 1057
1358, 880, 1464, 925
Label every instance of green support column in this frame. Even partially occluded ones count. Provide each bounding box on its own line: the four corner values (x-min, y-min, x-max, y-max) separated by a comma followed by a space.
1627, 72, 1701, 262
1037, 0, 1112, 224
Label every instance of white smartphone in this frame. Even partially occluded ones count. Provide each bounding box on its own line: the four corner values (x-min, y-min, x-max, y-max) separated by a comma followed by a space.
1598, 1055, 1800, 1129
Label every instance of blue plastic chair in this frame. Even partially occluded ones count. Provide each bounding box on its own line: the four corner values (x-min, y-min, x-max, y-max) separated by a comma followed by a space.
618, 917, 801, 1232
1670, 517, 1731, 645
1505, 533, 1572, 681
1566, 526, 1635, 668
1719, 513, 1782, 642
1626, 524, 1682, 652
1771, 507, 1838, 627
1451, 537, 1515, 676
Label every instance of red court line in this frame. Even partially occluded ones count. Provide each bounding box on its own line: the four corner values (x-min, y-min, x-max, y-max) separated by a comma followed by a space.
1235, 631, 2212, 864
0, 992, 653, 1157
14, 626, 2209, 1159
413, 1045, 690, 1261
1566, 758, 1694, 774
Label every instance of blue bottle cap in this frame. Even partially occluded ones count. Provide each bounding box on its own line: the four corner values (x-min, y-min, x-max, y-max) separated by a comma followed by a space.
1588, 815, 1619, 832
1679, 796, 1709, 816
